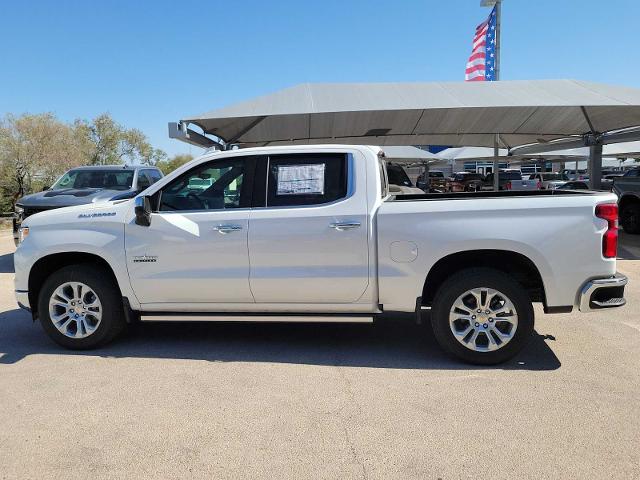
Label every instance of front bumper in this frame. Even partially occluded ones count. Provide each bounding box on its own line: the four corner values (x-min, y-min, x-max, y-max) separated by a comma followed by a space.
15, 290, 30, 312
579, 274, 627, 312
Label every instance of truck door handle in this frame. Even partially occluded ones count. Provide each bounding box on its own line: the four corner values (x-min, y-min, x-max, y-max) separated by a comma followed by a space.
329, 221, 361, 231
213, 224, 243, 234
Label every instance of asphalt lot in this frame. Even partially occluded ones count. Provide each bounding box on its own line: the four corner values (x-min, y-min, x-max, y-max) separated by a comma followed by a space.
0, 230, 639, 479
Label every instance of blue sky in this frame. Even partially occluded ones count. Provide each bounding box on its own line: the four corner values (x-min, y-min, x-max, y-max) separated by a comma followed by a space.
1, 0, 639, 157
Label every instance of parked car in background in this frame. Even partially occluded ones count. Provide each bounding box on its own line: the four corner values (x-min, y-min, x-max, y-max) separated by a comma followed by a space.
557, 181, 589, 190
613, 167, 640, 234
563, 169, 589, 181
13, 165, 163, 245
187, 176, 214, 191
600, 170, 624, 191
13, 144, 627, 365
529, 172, 569, 190
386, 163, 424, 194
446, 172, 484, 192
482, 170, 540, 191
416, 170, 447, 192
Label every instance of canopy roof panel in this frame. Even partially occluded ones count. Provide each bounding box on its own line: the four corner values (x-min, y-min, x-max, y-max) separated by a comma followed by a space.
380, 146, 442, 161
180, 80, 640, 148
535, 140, 640, 158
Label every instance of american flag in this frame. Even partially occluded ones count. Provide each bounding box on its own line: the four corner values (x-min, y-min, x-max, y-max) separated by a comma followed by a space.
465, 6, 497, 81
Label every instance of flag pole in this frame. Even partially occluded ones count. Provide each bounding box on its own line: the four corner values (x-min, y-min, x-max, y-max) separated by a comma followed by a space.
494, 0, 501, 81
481, 0, 502, 190
480, 0, 502, 80
494, 1, 502, 190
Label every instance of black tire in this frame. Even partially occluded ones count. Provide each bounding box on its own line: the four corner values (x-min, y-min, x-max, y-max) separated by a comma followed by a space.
431, 268, 534, 365
38, 264, 126, 349
620, 203, 640, 234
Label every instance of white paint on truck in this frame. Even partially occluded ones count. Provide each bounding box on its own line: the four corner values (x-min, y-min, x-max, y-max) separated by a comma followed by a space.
13, 145, 627, 364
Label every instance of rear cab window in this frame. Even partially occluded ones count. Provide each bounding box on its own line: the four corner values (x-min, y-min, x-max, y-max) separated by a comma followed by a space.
386, 165, 412, 187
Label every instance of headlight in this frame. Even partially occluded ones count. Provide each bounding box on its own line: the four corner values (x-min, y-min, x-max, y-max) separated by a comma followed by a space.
14, 205, 24, 219
18, 226, 29, 243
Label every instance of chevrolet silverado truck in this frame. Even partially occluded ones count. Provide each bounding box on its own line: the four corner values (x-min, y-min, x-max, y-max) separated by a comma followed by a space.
13, 145, 628, 364
613, 168, 640, 234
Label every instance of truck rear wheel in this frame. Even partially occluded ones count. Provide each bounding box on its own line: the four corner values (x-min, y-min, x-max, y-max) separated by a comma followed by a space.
620, 203, 640, 234
430, 268, 534, 365
38, 265, 126, 349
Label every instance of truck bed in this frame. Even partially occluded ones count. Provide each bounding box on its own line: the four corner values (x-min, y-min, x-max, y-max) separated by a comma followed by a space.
376, 188, 617, 312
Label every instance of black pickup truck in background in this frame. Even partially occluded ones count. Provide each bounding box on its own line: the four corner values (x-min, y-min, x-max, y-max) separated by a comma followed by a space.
614, 168, 640, 234
13, 165, 163, 245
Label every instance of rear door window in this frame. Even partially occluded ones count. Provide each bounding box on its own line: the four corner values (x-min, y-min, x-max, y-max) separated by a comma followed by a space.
266, 154, 348, 207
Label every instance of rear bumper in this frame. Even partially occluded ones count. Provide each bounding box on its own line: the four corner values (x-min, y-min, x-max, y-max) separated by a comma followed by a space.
579, 274, 627, 312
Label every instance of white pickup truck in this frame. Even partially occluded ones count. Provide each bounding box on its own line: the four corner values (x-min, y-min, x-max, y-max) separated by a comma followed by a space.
13, 145, 628, 364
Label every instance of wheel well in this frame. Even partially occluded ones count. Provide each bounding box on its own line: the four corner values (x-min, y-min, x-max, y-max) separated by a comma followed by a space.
422, 250, 545, 306
28, 252, 120, 318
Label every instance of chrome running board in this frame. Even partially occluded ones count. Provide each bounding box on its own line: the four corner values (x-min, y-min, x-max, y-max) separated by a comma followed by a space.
140, 313, 374, 323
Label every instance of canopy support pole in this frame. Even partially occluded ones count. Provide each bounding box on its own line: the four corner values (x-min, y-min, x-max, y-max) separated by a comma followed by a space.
422, 161, 430, 192
493, 134, 500, 191
588, 144, 603, 190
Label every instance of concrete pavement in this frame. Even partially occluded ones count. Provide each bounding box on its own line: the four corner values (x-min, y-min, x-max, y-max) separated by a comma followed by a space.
0, 230, 638, 479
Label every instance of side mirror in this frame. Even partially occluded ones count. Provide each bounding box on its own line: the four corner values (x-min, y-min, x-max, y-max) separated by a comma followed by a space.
41, 185, 50, 191
134, 196, 152, 227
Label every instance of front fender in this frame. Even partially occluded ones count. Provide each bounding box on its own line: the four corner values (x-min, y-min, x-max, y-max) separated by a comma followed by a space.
14, 202, 140, 309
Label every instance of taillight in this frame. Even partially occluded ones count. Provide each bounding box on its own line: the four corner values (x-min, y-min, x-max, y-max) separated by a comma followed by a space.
505, 181, 512, 190
595, 203, 618, 258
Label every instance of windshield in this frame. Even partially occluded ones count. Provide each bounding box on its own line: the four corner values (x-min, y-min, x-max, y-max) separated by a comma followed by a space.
51, 169, 135, 191
541, 173, 568, 181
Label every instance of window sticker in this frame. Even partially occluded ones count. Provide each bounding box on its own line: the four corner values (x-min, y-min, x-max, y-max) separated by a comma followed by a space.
276, 164, 325, 195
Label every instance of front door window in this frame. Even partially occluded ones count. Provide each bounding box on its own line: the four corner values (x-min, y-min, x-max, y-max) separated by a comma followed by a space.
159, 158, 248, 211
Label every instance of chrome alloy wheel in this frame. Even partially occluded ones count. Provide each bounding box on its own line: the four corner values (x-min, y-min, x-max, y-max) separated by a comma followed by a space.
48, 282, 102, 339
449, 287, 518, 352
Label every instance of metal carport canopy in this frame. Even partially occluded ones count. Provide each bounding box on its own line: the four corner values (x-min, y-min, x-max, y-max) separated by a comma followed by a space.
174, 79, 640, 149
380, 146, 443, 163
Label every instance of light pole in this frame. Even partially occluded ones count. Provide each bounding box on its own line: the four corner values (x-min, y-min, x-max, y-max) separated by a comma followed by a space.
481, 0, 502, 191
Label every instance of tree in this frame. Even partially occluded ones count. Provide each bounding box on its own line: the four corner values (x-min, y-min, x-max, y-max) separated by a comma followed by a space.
74, 113, 166, 166
0, 113, 85, 210
155, 154, 193, 174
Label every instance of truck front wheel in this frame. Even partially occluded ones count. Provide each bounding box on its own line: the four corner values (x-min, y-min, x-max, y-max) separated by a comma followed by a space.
430, 268, 534, 365
38, 265, 126, 349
